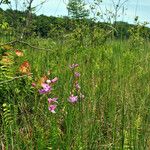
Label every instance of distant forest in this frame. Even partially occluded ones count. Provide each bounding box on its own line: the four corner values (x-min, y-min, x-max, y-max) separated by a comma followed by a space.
0, 8, 150, 40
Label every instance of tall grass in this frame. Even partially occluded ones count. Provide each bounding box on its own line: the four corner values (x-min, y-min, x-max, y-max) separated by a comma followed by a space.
0, 34, 150, 149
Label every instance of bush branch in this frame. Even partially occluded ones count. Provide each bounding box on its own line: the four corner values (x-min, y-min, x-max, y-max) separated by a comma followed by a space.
0, 40, 51, 51
0, 73, 33, 84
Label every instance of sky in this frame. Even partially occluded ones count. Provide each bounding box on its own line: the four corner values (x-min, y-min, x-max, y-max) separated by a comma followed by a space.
1, 0, 150, 26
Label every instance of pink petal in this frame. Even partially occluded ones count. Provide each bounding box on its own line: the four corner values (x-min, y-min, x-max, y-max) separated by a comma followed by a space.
41, 83, 49, 88
48, 98, 58, 103
75, 83, 81, 90
48, 105, 57, 113
51, 77, 58, 83
68, 95, 78, 103
74, 72, 80, 77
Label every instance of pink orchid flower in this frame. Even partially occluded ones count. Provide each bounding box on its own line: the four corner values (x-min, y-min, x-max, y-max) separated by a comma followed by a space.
48, 98, 58, 103
68, 95, 78, 103
75, 83, 81, 91
48, 105, 57, 113
74, 72, 80, 77
39, 83, 52, 94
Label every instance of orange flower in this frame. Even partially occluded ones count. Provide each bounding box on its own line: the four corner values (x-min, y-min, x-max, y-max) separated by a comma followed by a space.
19, 61, 31, 74
0, 56, 13, 65
15, 50, 23, 57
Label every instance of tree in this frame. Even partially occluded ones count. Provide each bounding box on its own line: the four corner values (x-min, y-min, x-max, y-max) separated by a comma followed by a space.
0, 0, 10, 5
67, 0, 89, 19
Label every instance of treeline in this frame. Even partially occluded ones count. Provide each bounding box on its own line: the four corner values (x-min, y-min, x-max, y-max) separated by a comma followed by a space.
0, 8, 150, 40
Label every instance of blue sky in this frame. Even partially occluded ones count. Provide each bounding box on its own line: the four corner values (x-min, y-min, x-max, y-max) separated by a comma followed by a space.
1, 0, 150, 26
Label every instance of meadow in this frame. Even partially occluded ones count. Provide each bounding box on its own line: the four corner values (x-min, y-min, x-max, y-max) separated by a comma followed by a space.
0, 28, 150, 150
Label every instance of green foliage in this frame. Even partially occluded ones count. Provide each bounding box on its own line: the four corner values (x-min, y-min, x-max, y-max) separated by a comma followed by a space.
1, 8, 150, 41
0, 10, 12, 36
0, 46, 14, 84
67, 0, 89, 19
114, 21, 130, 39
128, 22, 146, 51
2, 103, 13, 126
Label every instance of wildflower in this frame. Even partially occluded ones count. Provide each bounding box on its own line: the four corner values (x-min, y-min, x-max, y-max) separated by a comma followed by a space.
15, 50, 23, 57
48, 98, 58, 103
68, 95, 78, 103
31, 82, 36, 87
69, 64, 79, 69
75, 82, 81, 91
39, 89, 47, 94
19, 61, 30, 74
48, 105, 57, 113
0, 57, 13, 65
51, 77, 58, 83
39, 83, 51, 94
41, 83, 50, 89
74, 72, 80, 77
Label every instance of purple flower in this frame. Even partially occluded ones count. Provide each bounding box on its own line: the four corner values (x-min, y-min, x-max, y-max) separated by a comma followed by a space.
74, 72, 80, 77
48, 105, 57, 113
48, 97, 58, 103
39, 83, 51, 94
41, 83, 49, 89
69, 64, 79, 69
39, 89, 46, 94
68, 95, 78, 103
